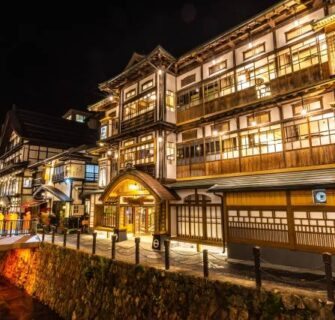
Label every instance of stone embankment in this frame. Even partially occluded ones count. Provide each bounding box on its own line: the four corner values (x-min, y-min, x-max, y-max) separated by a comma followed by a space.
0, 243, 333, 319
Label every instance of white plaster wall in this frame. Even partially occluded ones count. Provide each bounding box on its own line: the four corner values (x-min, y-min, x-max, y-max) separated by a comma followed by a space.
276, 8, 324, 48
123, 83, 137, 101
202, 51, 234, 80
176, 66, 201, 91
235, 33, 274, 66
139, 73, 155, 93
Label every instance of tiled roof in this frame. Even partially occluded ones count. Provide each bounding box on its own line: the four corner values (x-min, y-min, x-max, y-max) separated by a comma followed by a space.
1, 108, 97, 151
167, 168, 335, 191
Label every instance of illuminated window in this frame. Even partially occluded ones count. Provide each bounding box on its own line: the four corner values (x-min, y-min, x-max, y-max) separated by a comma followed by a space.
209, 60, 227, 75
166, 90, 175, 111
75, 114, 85, 123
125, 89, 136, 100
123, 91, 156, 120
204, 81, 219, 101
177, 88, 200, 110
247, 111, 270, 126
292, 98, 322, 116
23, 178, 32, 188
85, 165, 99, 181
243, 43, 266, 61
100, 126, 107, 139
211, 121, 229, 135
285, 23, 313, 42
141, 80, 153, 91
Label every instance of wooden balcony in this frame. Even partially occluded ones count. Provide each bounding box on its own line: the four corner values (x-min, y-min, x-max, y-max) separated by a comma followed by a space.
121, 110, 155, 132
177, 144, 335, 179
176, 63, 330, 124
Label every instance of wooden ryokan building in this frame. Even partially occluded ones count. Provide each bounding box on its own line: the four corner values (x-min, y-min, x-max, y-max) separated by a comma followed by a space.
88, 0, 335, 267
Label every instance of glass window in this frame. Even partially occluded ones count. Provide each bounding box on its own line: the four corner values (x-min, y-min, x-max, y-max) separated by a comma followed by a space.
141, 80, 153, 91
209, 60, 227, 75
166, 142, 175, 160
285, 23, 313, 42
243, 43, 266, 61
99, 167, 107, 187
166, 90, 175, 111
85, 165, 99, 181
100, 126, 107, 139
247, 111, 270, 126
181, 74, 196, 87
75, 114, 85, 123
125, 89, 136, 100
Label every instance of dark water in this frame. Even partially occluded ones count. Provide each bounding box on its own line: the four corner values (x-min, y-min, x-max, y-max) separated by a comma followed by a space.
0, 278, 62, 320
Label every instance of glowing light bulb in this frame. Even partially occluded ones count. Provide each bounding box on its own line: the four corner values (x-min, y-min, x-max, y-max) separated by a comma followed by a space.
294, 19, 299, 27
248, 42, 253, 49
301, 109, 307, 116
212, 129, 218, 137
158, 136, 163, 143
108, 95, 114, 101
251, 120, 257, 127
107, 150, 112, 156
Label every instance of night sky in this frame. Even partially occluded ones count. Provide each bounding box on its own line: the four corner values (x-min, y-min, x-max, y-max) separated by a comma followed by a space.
0, 0, 276, 122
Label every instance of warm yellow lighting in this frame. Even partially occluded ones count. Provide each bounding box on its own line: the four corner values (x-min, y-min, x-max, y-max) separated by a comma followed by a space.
99, 142, 104, 147
107, 150, 112, 156
251, 120, 257, 126
212, 129, 218, 137
294, 19, 300, 27
129, 183, 139, 191
114, 152, 119, 159
212, 59, 216, 65
301, 109, 307, 116
158, 136, 163, 143
108, 95, 114, 101
248, 42, 253, 49
158, 69, 162, 75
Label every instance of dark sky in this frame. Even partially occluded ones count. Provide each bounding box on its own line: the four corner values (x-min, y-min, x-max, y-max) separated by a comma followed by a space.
0, 0, 276, 122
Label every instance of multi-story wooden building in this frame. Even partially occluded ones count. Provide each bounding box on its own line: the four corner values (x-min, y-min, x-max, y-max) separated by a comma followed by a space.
89, 0, 335, 267
0, 107, 97, 219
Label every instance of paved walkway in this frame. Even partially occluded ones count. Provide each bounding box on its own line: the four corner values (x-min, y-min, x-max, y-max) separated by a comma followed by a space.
40, 232, 330, 297
0, 234, 40, 251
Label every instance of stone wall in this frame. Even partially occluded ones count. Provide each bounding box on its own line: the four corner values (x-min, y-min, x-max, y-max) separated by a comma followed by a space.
0, 244, 334, 320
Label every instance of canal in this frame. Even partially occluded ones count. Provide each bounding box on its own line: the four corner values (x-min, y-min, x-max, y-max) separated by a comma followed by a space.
0, 278, 61, 319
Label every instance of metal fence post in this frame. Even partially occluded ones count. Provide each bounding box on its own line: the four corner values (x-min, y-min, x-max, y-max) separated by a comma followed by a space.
30, 218, 38, 235
63, 228, 68, 247
9, 221, 13, 237
76, 229, 81, 250
323, 252, 334, 302
111, 235, 116, 260
135, 237, 140, 265
51, 226, 56, 244
92, 232, 97, 255
42, 226, 45, 242
253, 246, 262, 290
203, 249, 209, 278
164, 239, 170, 270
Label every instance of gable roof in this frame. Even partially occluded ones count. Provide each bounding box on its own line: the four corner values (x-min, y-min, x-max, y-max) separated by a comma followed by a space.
125, 52, 145, 70
0, 108, 98, 153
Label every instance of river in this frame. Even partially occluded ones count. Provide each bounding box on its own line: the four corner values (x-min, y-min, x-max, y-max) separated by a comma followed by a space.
0, 278, 61, 320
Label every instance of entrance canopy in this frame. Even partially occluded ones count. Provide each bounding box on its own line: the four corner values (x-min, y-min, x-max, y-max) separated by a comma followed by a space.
33, 185, 72, 202
100, 169, 177, 202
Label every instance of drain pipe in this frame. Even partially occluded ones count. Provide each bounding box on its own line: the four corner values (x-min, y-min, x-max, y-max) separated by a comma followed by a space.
213, 192, 226, 254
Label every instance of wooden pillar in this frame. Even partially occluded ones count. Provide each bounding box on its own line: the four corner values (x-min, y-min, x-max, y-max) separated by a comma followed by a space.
286, 190, 296, 249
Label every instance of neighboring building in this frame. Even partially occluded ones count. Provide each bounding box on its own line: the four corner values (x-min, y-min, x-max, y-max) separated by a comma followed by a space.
88, 0, 335, 267
62, 109, 92, 124
0, 107, 97, 219
30, 149, 99, 230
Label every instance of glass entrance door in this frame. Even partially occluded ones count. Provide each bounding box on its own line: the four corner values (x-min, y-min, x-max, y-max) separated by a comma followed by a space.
134, 207, 154, 235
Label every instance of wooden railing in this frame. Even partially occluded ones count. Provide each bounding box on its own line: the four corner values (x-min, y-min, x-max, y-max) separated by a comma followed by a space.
176, 63, 330, 124
121, 110, 155, 132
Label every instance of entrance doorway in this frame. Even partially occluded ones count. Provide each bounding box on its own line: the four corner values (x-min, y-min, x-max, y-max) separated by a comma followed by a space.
121, 206, 154, 235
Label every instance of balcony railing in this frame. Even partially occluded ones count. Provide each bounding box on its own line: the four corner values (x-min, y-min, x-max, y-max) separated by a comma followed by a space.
121, 110, 155, 132
52, 173, 65, 182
